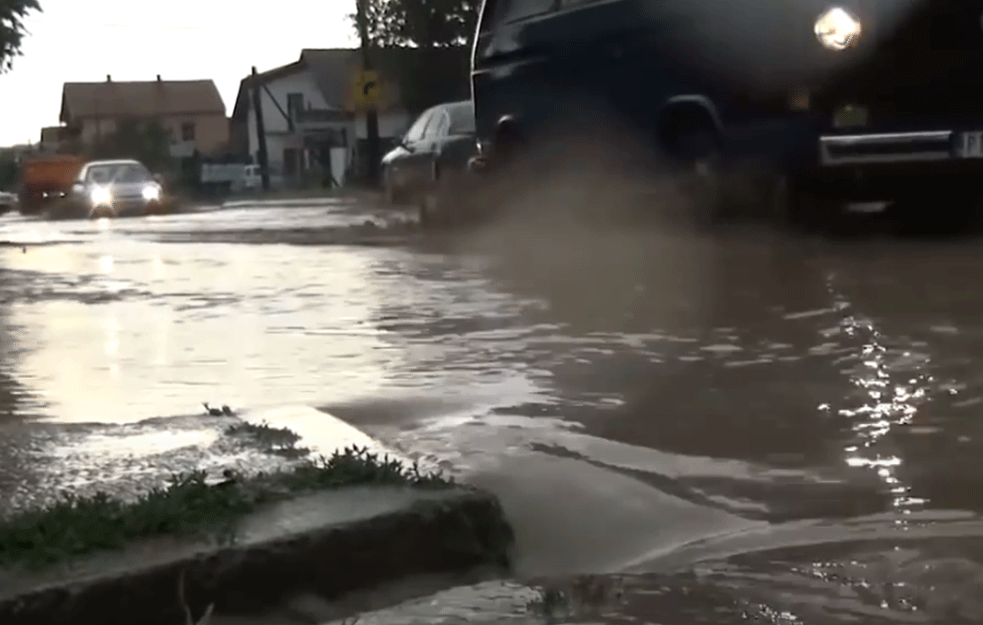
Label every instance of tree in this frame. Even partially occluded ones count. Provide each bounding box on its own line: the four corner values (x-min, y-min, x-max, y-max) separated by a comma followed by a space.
0, 0, 41, 72
352, 0, 478, 48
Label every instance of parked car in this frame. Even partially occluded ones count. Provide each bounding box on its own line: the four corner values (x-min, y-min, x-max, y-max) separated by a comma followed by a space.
381, 100, 478, 227
0, 191, 16, 215
53, 159, 169, 219
469, 0, 983, 227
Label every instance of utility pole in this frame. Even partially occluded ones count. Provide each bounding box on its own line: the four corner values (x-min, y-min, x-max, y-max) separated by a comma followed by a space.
355, 0, 381, 187
250, 66, 271, 191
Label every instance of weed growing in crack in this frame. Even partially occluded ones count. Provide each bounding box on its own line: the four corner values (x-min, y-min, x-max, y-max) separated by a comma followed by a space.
224, 420, 310, 458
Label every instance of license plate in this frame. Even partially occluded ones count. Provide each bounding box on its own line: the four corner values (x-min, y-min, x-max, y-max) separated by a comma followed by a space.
833, 105, 868, 128
956, 131, 983, 158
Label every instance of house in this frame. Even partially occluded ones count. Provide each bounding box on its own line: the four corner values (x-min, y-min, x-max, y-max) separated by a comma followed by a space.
229, 47, 470, 185
58, 75, 229, 160
39, 126, 64, 153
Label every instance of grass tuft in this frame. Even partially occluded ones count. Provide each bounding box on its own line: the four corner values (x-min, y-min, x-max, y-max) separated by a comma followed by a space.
224, 420, 310, 458
0, 445, 453, 571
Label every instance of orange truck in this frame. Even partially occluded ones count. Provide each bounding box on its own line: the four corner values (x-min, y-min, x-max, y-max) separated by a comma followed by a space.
17, 154, 84, 214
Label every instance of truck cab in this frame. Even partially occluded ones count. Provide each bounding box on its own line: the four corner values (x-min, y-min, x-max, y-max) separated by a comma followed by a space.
470, 0, 983, 225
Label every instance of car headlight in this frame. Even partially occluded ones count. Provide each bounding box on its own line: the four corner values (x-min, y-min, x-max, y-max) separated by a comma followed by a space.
142, 184, 161, 201
815, 7, 862, 51
90, 186, 112, 206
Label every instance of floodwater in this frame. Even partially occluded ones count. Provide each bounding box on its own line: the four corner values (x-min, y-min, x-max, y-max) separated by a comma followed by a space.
4, 197, 983, 623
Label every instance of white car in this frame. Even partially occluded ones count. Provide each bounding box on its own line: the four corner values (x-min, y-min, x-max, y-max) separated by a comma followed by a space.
67, 159, 165, 218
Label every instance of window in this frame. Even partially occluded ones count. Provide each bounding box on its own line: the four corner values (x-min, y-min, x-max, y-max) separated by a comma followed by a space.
287, 93, 304, 118
500, 0, 556, 23
181, 122, 196, 141
424, 111, 449, 139
405, 109, 435, 142
446, 103, 476, 134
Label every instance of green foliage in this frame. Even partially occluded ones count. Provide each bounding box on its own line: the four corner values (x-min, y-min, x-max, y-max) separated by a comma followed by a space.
0, 444, 453, 570
225, 420, 310, 459
0, 0, 41, 72
353, 0, 478, 48
90, 118, 173, 173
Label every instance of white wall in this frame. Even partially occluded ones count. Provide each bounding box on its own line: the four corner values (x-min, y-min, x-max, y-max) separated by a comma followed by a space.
246, 68, 330, 172
245, 67, 412, 181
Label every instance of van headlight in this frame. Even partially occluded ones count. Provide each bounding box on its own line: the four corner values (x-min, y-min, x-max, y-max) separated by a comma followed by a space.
90, 186, 112, 207
142, 184, 161, 201
815, 7, 862, 51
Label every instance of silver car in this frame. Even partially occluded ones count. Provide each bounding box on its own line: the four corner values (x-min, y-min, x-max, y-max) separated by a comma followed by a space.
69, 159, 164, 218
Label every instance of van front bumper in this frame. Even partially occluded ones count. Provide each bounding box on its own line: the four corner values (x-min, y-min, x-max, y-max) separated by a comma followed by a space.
795, 128, 983, 199
726, 119, 983, 200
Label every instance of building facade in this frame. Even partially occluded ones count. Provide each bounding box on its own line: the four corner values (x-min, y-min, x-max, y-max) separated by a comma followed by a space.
58, 75, 229, 159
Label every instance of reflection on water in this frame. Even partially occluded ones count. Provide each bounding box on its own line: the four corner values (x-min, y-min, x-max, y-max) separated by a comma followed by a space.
827, 272, 928, 522
0, 241, 436, 421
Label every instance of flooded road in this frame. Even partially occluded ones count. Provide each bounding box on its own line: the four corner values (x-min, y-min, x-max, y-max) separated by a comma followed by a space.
3, 199, 983, 623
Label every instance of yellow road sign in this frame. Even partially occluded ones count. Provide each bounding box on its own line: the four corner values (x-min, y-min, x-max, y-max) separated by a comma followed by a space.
350, 69, 381, 110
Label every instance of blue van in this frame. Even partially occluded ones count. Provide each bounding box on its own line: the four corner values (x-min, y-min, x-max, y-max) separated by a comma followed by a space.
469, 0, 983, 226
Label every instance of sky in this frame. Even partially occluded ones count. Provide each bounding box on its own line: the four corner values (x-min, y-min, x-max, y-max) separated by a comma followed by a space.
0, 0, 359, 146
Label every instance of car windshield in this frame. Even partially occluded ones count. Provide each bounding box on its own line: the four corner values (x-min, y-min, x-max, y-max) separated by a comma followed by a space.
446, 103, 475, 134
86, 163, 151, 185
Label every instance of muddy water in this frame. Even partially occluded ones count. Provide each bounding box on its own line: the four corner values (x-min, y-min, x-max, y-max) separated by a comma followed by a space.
4, 201, 983, 623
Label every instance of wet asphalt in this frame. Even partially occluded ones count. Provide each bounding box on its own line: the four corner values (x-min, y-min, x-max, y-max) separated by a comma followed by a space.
3, 194, 983, 623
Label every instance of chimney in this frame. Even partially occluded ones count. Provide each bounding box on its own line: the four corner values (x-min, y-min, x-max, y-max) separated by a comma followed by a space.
156, 74, 161, 82
106, 75, 111, 82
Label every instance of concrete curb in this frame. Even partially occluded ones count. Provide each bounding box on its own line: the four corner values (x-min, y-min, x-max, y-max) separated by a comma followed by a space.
0, 487, 514, 625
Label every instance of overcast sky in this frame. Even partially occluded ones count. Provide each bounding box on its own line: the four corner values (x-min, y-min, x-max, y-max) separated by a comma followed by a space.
0, 0, 358, 146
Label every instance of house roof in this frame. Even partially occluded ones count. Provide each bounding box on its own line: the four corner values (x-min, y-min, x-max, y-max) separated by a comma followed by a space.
60, 79, 226, 123
230, 47, 471, 121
